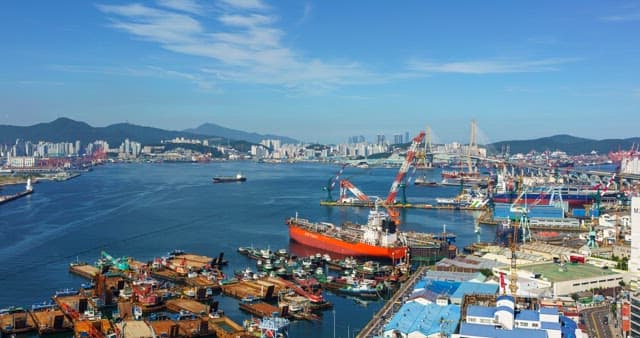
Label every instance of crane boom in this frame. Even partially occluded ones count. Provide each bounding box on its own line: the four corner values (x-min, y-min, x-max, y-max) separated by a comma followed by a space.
340, 180, 370, 202
385, 131, 425, 205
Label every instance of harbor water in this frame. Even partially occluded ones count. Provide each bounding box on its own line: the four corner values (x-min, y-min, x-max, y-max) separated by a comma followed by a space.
0, 162, 493, 337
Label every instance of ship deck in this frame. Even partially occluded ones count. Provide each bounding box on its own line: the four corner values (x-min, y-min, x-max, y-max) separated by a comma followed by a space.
165, 299, 210, 315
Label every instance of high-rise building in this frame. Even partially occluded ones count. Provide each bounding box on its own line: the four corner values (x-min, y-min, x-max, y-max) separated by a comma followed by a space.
376, 134, 386, 146
630, 197, 640, 285
393, 134, 403, 145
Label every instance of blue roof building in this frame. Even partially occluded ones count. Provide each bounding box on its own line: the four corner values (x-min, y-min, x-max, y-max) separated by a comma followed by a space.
456, 295, 582, 338
383, 303, 460, 338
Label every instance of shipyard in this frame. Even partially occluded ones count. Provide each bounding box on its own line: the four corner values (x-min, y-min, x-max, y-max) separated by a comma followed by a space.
2, 2, 640, 336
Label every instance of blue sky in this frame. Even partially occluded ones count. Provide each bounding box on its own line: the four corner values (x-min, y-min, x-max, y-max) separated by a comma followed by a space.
0, 0, 638, 144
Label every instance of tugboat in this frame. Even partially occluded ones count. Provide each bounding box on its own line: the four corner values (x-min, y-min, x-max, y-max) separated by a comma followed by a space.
212, 172, 246, 183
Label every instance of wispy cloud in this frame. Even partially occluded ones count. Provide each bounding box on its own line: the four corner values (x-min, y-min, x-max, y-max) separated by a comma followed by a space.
96, 1, 375, 94
599, 13, 640, 22
156, 0, 204, 15
407, 58, 579, 74
218, 0, 268, 11
50, 64, 215, 90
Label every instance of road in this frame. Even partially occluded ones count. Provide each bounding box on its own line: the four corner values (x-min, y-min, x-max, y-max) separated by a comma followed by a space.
582, 305, 613, 338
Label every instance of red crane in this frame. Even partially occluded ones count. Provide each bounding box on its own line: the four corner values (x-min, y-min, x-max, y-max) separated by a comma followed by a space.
383, 131, 426, 224
339, 179, 371, 203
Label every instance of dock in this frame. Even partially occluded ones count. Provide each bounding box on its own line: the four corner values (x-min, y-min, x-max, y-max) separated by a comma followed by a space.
30, 308, 73, 334
238, 301, 282, 318
165, 298, 210, 316
320, 200, 485, 211
357, 265, 428, 338
0, 308, 37, 335
221, 279, 279, 301
208, 316, 247, 338
0, 189, 33, 205
69, 263, 100, 279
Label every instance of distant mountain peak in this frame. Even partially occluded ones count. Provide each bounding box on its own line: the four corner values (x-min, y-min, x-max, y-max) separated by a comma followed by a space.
185, 122, 298, 144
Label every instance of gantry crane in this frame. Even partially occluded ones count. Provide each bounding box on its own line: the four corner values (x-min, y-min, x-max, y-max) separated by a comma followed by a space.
323, 164, 347, 201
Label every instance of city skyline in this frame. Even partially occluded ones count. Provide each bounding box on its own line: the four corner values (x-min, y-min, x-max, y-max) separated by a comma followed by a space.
1, 1, 639, 144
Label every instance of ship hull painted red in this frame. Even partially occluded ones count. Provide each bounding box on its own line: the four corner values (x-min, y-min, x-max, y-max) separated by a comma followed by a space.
288, 223, 407, 259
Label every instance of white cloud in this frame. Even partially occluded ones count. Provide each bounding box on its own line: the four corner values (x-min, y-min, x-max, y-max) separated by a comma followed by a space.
407, 58, 579, 74
156, 0, 204, 15
218, 0, 268, 11
599, 13, 640, 22
97, 1, 376, 94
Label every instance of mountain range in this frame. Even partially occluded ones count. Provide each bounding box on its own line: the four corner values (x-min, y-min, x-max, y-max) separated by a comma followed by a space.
0, 118, 638, 155
0, 118, 295, 147
487, 134, 640, 155
184, 123, 298, 144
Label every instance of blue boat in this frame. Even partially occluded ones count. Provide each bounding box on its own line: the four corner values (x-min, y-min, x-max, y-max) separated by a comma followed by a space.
54, 288, 78, 297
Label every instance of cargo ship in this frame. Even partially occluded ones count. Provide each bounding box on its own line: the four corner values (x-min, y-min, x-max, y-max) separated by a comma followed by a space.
212, 173, 246, 183
286, 207, 407, 260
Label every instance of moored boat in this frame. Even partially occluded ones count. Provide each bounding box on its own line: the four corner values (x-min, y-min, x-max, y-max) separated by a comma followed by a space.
286, 206, 408, 260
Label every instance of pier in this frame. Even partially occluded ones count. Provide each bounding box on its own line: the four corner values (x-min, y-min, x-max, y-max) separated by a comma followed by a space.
0, 189, 33, 205
356, 265, 428, 338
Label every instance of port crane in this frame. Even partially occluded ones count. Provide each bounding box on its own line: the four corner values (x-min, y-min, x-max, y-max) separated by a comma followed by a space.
339, 179, 371, 203
383, 131, 426, 224
100, 251, 129, 271
323, 164, 347, 201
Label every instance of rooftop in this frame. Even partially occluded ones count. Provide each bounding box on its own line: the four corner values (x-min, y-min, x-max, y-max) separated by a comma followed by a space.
459, 322, 548, 338
450, 282, 499, 301
384, 303, 460, 336
519, 262, 618, 282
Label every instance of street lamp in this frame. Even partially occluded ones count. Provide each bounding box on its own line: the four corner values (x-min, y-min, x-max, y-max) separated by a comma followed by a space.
333, 309, 336, 338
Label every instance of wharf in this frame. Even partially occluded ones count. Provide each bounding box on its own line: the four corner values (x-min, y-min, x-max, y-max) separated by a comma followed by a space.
208, 316, 247, 338
30, 308, 73, 334
115, 320, 153, 338
221, 279, 279, 301
0, 308, 37, 335
320, 200, 485, 211
165, 298, 210, 316
238, 301, 281, 318
69, 263, 100, 279
0, 189, 33, 205
151, 269, 186, 283
75, 319, 114, 337
357, 265, 428, 338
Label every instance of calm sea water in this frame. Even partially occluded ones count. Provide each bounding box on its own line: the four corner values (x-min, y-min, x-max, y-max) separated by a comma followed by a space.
0, 162, 491, 337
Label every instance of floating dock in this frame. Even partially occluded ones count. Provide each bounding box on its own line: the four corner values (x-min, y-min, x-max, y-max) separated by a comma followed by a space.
69, 263, 100, 279
165, 299, 210, 316
208, 316, 246, 338
30, 308, 73, 334
0, 308, 37, 335
238, 301, 281, 318
221, 279, 279, 301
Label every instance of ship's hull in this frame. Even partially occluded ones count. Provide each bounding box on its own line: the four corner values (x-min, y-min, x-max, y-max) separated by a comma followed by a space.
288, 222, 407, 259
212, 177, 246, 183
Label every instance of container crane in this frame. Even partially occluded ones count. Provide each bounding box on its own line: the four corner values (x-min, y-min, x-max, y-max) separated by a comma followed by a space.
383, 131, 426, 224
